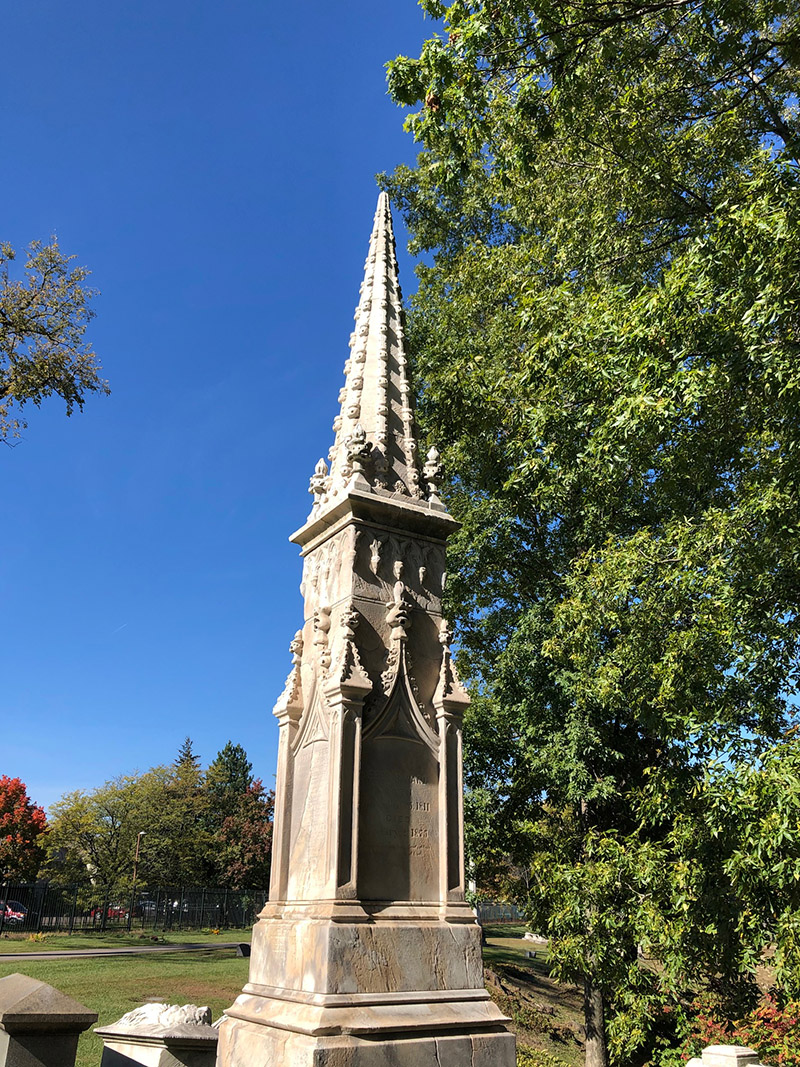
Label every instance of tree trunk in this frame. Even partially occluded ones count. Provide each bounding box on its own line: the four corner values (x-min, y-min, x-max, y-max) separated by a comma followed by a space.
584, 975, 610, 1067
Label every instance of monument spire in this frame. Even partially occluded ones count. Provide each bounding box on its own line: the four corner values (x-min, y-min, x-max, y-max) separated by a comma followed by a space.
310, 191, 437, 512
218, 193, 515, 1067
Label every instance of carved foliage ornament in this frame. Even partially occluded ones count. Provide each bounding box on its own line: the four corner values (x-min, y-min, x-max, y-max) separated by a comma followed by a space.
313, 605, 332, 671
273, 629, 304, 721
344, 423, 373, 480
434, 617, 469, 710
386, 579, 412, 643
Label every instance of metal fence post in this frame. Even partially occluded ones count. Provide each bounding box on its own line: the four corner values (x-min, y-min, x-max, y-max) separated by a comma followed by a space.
68, 885, 78, 935
153, 887, 161, 932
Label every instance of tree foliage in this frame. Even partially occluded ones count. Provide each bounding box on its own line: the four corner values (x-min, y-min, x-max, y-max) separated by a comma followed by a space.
0, 239, 106, 441
46, 743, 273, 892
384, 1, 800, 1063
216, 780, 274, 890
0, 777, 47, 881
174, 736, 201, 772
205, 741, 254, 825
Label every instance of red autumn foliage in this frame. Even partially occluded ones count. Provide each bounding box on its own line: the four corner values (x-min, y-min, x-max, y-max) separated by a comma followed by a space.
218, 780, 273, 890
682, 996, 800, 1067
0, 776, 47, 880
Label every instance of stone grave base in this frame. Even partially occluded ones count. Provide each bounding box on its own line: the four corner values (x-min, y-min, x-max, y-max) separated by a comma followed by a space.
217, 902, 514, 1066
246, 903, 487, 996
217, 1001, 516, 1066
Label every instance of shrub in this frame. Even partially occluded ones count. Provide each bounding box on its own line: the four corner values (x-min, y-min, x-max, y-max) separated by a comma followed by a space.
679, 997, 800, 1067
516, 1046, 568, 1067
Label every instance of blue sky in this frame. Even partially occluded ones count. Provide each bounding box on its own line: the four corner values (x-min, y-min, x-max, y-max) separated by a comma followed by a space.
2, 1, 436, 810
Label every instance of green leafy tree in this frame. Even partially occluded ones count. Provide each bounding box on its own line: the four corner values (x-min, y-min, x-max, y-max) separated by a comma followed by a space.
384, 2, 800, 1064
46, 771, 169, 890
205, 742, 254, 823
0, 239, 106, 441
159, 741, 212, 886
47, 765, 212, 890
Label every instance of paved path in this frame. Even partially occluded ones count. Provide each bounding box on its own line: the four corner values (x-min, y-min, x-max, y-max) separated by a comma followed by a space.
0, 941, 246, 961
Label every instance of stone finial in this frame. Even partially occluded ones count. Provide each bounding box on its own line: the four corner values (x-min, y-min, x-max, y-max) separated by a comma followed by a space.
329, 602, 372, 695
424, 445, 444, 504
273, 630, 304, 722
344, 423, 373, 480
434, 618, 469, 712
308, 458, 328, 511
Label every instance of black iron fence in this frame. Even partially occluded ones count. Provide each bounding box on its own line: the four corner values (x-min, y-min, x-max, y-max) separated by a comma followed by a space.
0, 882, 268, 935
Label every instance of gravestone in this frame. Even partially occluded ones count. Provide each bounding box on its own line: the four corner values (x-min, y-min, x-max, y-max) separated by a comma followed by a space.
216, 193, 515, 1066
96, 1003, 218, 1067
0, 973, 97, 1067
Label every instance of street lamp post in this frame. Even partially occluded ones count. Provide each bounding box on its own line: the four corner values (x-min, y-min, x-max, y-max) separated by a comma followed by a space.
127, 832, 145, 932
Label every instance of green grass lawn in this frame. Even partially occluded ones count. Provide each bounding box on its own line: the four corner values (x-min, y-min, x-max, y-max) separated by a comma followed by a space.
0, 929, 252, 953
480, 924, 584, 1067
0, 949, 249, 1067
482, 923, 551, 973
0, 922, 584, 1067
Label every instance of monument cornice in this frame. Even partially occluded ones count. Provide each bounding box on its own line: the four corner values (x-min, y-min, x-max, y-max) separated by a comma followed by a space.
290, 486, 459, 553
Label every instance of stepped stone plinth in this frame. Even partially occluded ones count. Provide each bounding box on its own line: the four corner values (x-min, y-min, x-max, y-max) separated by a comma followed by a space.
216, 193, 515, 1066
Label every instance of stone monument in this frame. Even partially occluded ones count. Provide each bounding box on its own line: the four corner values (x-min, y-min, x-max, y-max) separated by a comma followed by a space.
96, 1004, 218, 1067
216, 193, 515, 1065
0, 973, 97, 1067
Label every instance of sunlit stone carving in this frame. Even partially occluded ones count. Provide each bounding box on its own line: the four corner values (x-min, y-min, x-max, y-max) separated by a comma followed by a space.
216, 193, 515, 1067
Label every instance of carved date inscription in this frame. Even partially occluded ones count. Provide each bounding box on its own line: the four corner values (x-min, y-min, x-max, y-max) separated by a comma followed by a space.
358, 741, 439, 902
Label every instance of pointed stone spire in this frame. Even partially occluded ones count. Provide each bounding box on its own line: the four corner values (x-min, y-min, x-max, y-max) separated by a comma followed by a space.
218, 193, 515, 1067
319, 192, 424, 505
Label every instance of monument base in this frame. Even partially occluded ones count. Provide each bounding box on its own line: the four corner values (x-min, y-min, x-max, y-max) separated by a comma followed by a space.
217, 993, 515, 1066
216, 903, 515, 1066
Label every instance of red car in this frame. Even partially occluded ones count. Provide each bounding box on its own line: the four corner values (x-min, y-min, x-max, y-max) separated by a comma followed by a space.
90, 903, 128, 920
1, 900, 27, 925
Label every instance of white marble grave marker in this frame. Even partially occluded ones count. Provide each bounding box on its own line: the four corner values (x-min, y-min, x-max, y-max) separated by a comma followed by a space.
216, 193, 515, 1066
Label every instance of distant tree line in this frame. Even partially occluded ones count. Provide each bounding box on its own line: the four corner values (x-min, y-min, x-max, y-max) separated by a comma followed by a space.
3, 740, 273, 891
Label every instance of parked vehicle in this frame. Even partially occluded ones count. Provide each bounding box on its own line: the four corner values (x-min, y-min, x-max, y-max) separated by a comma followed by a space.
90, 902, 128, 920
1, 900, 28, 925
131, 898, 158, 918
